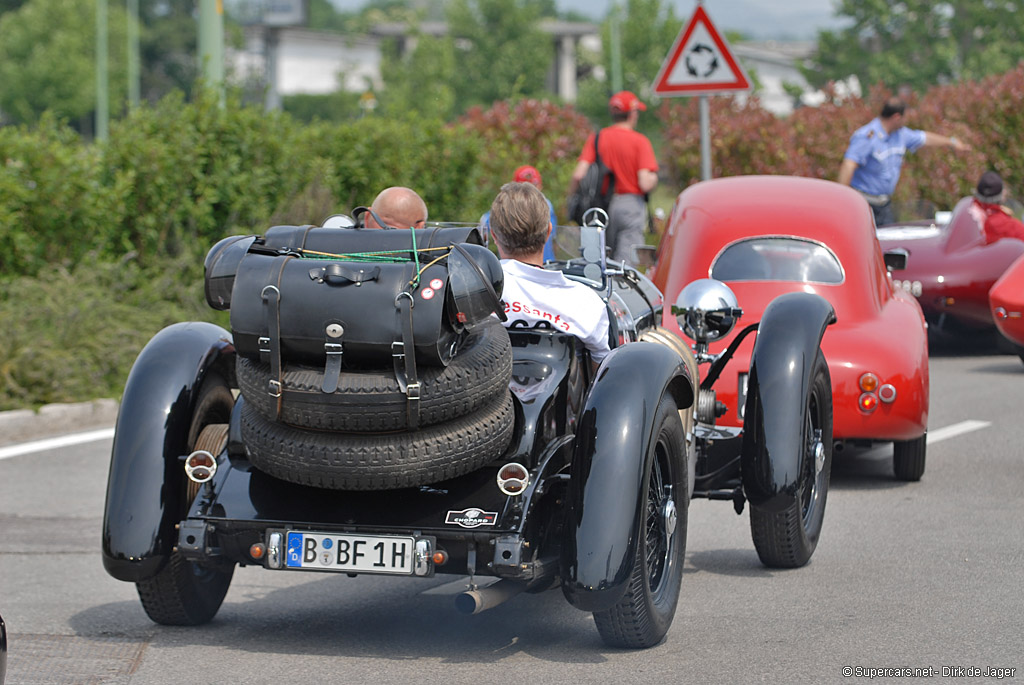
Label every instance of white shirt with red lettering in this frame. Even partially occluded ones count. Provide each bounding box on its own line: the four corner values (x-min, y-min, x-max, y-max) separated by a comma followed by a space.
499, 259, 611, 363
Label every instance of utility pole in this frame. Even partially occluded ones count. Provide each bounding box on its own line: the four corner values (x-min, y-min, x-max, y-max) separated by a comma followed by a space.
609, 3, 623, 94
127, 0, 140, 108
198, 0, 225, 105
96, 0, 109, 140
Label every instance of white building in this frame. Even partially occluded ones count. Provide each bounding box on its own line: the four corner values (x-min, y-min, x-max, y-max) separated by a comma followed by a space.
229, 20, 600, 110
228, 23, 828, 116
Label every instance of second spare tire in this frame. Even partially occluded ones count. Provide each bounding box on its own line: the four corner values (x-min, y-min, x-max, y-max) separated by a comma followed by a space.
237, 319, 511, 432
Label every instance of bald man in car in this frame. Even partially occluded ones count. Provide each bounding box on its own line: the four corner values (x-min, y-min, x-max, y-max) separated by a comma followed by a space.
364, 186, 428, 229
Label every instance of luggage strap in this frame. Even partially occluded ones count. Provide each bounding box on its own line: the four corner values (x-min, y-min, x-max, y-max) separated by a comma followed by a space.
321, 330, 344, 394
392, 265, 421, 430
260, 256, 291, 420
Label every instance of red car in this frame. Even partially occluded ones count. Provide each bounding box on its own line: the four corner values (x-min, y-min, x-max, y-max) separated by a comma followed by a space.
649, 175, 930, 480
876, 197, 1024, 339
989, 252, 1024, 361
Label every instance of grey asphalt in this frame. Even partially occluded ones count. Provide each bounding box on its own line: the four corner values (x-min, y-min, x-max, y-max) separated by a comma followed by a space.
0, 351, 1021, 684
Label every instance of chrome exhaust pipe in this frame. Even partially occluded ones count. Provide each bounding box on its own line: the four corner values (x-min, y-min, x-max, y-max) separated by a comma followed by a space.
455, 579, 528, 615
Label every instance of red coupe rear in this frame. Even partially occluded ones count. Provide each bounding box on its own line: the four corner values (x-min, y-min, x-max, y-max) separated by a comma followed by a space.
650, 176, 929, 479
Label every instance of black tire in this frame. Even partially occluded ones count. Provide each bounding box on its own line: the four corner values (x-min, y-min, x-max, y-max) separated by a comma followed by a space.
240, 390, 515, 490
893, 434, 926, 481
236, 319, 511, 432
136, 372, 235, 625
593, 394, 688, 649
748, 350, 833, 569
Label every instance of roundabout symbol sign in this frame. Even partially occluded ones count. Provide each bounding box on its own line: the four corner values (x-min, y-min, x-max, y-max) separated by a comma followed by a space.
652, 5, 750, 96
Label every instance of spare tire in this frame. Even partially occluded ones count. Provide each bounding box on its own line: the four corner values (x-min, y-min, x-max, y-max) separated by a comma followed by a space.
237, 319, 511, 432
240, 390, 516, 490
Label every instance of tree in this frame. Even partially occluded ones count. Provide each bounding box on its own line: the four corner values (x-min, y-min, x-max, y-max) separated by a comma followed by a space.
379, 30, 458, 120
444, 0, 554, 111
803, 0, 1024, 93
0, 0, 132, 126
138, 0, 198, 102
574, 0, 681, 136
377, 0, 555, 119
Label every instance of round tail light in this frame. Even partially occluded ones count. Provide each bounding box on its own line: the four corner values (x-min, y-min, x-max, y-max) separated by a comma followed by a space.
859, 372, 879, 393
497, 463, 529, 496
858, 393, 878, 413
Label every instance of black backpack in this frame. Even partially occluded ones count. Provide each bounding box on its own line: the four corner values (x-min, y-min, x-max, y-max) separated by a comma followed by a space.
568, 129, 615, 225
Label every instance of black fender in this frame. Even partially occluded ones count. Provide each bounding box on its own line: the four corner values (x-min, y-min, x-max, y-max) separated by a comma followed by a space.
101, 322, 235, 582
741, 292, 835, 512
561, 341, 693, 612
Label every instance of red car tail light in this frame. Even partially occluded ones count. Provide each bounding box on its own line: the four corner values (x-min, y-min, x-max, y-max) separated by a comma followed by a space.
994, 307, 1007, 320
859, 373, 879, 393
878, 384, 897, 403
859, 393, 878, 413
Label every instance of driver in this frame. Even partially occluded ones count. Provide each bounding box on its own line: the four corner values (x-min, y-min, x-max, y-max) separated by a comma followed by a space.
488, 182, 611, 367
364, 186, 428, 229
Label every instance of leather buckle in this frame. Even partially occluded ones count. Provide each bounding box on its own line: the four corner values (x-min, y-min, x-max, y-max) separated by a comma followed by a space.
268, 379, 282, 398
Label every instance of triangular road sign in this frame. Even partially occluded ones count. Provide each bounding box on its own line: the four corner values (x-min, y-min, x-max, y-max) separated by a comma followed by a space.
652, 5, 751, 97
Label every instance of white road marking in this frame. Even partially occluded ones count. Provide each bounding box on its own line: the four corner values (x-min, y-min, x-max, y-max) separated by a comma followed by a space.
926, 420, 991, 444
0, 427, 115, 461
0, 420, 993, 463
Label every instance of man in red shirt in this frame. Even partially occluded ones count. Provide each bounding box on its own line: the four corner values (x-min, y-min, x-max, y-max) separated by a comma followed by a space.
971, 171, 1024, 244
569, 91, 659, 263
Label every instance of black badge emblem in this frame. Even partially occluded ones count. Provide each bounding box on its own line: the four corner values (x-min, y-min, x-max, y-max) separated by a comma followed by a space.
445, 508, 498, 529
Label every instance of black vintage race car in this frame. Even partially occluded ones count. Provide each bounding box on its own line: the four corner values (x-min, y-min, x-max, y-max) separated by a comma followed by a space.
102, 213, 835, 649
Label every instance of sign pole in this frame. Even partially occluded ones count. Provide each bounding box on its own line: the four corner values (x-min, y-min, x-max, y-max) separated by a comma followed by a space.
699, 96, 711, 181
650, 3, 750, 182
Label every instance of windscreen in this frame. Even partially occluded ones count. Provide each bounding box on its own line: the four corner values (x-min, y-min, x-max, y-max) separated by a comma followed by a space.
711, 237, 844, 284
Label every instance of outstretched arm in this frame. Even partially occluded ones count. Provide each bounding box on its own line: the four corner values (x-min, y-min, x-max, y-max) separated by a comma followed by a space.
923, 132, 971, 152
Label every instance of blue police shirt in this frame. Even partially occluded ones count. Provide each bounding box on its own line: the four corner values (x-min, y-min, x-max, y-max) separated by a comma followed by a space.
844, 118, 927, 196
481, 196, 558, 262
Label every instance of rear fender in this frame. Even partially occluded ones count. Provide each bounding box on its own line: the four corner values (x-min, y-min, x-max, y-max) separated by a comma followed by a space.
742, 293, 835, 511
561, 342, 693, 612
102, 322, 234, 582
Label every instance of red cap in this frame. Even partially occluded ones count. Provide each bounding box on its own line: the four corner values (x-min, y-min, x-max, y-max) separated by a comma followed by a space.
513, 165, 542, 188
609, 90, 646, 112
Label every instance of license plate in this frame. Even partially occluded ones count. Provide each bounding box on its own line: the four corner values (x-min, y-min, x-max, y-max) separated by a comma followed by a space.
737, 372, 748, 420
283, 531, 416, 575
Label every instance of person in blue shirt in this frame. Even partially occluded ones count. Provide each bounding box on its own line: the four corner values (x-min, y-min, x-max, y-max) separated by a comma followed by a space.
481, 166, 557, 262
838, 96, 971, 226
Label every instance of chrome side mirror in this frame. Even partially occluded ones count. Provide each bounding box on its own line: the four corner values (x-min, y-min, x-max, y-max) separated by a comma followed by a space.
672, 279, 743, 349
883, 248, 908, 271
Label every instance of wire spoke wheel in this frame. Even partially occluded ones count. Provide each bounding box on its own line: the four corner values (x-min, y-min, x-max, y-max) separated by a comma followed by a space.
594, 394, 687, 649
136, 373, 236, 626
749, 350, 833, 568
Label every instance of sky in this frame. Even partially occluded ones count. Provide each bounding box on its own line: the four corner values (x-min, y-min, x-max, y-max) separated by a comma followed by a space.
565, 0, 843, 39
327, 1, 848, 41
559, 1, 847, 40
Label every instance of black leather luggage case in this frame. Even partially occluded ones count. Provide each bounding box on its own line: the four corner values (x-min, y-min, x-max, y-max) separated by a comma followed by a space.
230, 251, 459, 368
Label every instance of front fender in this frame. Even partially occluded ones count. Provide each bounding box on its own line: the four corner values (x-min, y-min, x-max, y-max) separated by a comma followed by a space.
561, 342, 693, 612
742, 292, 835, 511
101, 322, 234, 582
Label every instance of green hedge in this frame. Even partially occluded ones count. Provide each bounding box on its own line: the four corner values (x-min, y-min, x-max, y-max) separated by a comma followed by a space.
4, 70, 1024, 408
